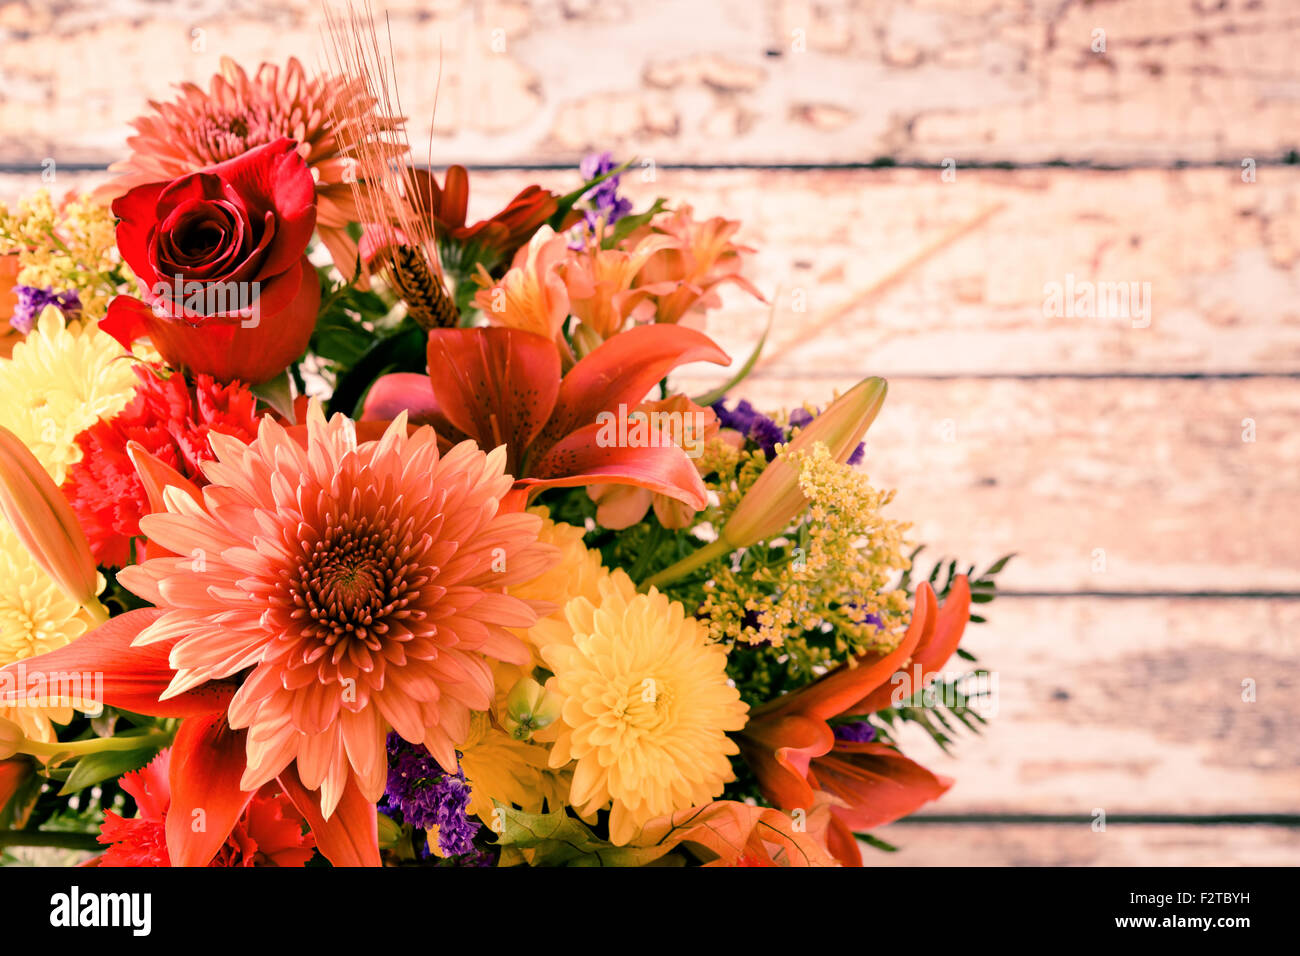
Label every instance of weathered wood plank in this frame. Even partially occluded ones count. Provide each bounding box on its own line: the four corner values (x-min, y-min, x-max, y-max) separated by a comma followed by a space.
624, 167, 1300, 378
727, 378, 1300, 593
0, 0, 1296, 166
880, 597, 1300, 815
867, 823, 1300, 866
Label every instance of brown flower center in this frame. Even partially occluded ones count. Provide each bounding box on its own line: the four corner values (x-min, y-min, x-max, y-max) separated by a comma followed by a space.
287, 509, 434, 648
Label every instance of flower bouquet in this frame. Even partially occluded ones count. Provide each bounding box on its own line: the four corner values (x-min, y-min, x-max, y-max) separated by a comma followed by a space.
0, 18, 1008, 869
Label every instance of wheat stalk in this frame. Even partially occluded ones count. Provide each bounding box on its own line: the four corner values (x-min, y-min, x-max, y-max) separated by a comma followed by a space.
320, 0, 457, 327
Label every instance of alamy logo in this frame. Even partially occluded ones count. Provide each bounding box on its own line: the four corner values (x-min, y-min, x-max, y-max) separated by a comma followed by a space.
1042, 273, 1151, 328
151, 274, 262, 328
593, 404, 708, 459
0, 663, 103, 716
49, 886, 152, 936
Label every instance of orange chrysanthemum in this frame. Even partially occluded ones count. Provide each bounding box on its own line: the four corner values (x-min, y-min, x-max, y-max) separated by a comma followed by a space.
98, 57, 402, 282
116, 403, 556, 818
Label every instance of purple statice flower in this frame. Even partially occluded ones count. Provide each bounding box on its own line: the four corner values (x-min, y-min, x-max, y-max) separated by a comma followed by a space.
787, 407, 814, 430
10, 286, 81, 334
382, 733, 480, 858
833, 721, 877, 743
785, 405, 865, 465
712, 398, 784, 460
579, 151, 632, 231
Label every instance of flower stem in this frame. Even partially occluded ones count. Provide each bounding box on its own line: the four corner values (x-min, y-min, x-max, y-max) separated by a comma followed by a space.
0, 830, 102, 851
83, 597, 111, 627
22, 730, 171, 759
641, 535, 732, 591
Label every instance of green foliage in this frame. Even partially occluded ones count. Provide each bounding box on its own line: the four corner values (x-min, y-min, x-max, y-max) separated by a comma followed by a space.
491, 804, 675, 867
869, 669, 994, 754
311, 268, 408, 406
901, 549, 1014, 625
604, 197, 667, 247
324, 322, 427, 419
858, 832, 899, 853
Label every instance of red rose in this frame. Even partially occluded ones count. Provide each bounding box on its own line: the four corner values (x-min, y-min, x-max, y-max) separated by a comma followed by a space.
103, 137, 320, 384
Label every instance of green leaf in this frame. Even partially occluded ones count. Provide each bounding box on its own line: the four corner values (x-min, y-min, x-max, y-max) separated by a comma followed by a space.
982, 553, 1016, 576
490, 803, 673, 867
325, 323, 428, 419
857, 832, 899, 853
548, 157, 637, 231
58, 745, 162, 796
605, 197, 667, 247
251, 371, 298, 423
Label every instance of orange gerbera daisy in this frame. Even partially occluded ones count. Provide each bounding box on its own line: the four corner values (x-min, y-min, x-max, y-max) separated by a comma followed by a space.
97, 57, 402, 283
115, 402, 556, 818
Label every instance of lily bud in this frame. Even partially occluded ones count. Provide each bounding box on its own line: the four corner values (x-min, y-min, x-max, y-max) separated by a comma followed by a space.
723, 376, 887, 548
0, 716, 24, 760
502, 676, 562, 741
376, 811, 405, 851
0, 425, 102, 615
571, 321, 605, 359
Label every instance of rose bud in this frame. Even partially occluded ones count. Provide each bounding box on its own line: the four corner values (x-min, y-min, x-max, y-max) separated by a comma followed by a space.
102, 137, 320, 384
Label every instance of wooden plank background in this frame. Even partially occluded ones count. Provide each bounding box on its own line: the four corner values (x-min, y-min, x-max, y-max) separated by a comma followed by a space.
1, 0, 1297, 866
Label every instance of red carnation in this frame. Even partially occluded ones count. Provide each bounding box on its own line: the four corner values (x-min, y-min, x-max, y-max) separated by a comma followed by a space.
94, 750, 314, 868
102, 137, 320, 384
61, 365, 263, 567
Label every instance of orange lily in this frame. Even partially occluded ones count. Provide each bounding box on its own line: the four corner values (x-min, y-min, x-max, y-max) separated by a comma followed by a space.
361, 323, 730, 507
635, 799, 837, 867
738, 576, 973, 866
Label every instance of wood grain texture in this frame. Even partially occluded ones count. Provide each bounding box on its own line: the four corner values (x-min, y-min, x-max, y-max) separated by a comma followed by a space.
884, 597, 1300, 815
867, 823, 1300, 866
0, 0, 1296, 165
729, 377, 1300, 592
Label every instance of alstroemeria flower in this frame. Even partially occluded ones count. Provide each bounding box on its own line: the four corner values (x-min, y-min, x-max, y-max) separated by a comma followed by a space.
627, 205, 764, 325
472, 227, 574, 341
558, 232, 678, 340
587, 395, 719, 530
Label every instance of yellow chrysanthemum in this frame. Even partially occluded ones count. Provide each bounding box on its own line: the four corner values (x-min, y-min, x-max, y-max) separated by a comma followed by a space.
457, 711, 571, 823
496, 506, 608, 697
0, 522, 101, 743
0, 307, 144, 483
539, 570, 749, 845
